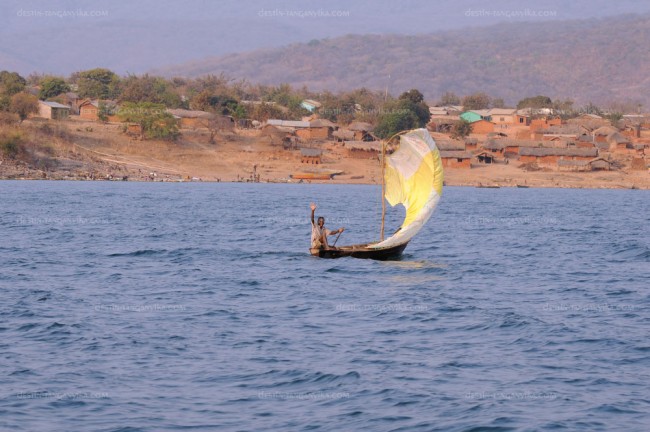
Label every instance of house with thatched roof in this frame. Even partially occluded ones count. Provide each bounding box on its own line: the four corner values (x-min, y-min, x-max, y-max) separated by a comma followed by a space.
344, 141, 381, 159
261, 124, 297, 148
474, 151, 498, 164
347, 122, 376, 141
435, 139, 466, 152
593, 125, 618, 141
440, 151, 473, 168
558, 157, 614, 172
333, 129, 355, 142
607, 132, 630, 151
305, 118, 337, 139
266, 119, 334, 140
519, 147, 598, 165
300, 148, 323, 164
482, 140, 505, 154
465, 137, 478, 151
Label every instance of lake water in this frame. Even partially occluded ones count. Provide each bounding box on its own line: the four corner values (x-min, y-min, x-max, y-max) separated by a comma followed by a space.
1, 181, 649, 431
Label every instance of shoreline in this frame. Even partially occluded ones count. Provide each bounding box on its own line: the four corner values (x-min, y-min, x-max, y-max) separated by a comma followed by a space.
1, 176, 647, 190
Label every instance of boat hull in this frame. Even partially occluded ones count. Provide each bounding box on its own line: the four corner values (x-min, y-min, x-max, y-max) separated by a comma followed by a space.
310, 242, 408, 260
291, 173, 333, 180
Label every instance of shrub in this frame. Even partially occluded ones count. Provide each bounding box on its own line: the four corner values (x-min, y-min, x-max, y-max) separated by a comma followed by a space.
0, 131, 25, 159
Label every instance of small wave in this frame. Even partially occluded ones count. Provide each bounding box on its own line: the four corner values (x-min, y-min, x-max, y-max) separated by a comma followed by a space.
107, 249, 167, 257
264, 370, 361, 388
612, 244, 650, 261
591, 404, 642, 414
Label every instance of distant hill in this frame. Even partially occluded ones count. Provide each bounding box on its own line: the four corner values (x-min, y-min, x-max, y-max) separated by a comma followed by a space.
3, 0, 650, 79
155, 14, 650, 106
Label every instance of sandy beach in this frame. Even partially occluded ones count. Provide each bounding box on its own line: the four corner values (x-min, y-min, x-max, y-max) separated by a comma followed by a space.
1, 118, 648, 189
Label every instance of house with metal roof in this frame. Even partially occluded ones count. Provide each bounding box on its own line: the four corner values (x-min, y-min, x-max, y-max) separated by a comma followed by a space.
488, 108, 517, 125
38, 100, 70, 120
301, 99, 322, 112
460, 111, 482, 123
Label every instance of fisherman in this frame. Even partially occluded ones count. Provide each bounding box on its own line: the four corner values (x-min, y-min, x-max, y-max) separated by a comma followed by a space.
310, 203, 344, 249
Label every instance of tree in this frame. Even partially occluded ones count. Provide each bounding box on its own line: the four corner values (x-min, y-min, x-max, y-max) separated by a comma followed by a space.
191, 90, 246, 118
118, 102, 179, 140
398, 89, 431, 125
119, 74, 183, 107
517, 95, 553, 109
374, 89, 431, 138
552, 98, 574, 117
97, 101, 110, 122
247, 102, 288, 122
451, 119, 472, 139
438, 91, 460, 106
580, 102, 602, 116
374, 108, 418, 139
0, 71, 27, 97
10, 93, 38, 123
491, 98, 506, 108
263, 84, 310, 118
39, 77, 70, 100
199, 116, 234, 144
607, 112, 623, 124
462, 92, 491, 110
77, 68, 120, 99
399, 89, 425, 104
319, 91, 356, 123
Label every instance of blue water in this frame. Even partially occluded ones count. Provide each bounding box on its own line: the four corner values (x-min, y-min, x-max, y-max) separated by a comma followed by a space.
1, 181, 649, 431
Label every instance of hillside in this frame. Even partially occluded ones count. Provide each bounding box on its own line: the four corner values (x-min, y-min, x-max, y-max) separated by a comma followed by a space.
156, 14, 650, 106
3, 0, 649, 75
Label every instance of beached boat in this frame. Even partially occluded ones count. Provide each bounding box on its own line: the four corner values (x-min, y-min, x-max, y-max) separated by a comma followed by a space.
290, 170, 342, 180
310, 128, 444, 260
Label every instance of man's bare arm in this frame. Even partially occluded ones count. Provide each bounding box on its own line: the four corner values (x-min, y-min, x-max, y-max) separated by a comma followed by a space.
310, 202, 316, 224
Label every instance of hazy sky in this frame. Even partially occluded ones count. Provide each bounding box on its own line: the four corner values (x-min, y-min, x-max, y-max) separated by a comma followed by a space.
1, 0, 650, 74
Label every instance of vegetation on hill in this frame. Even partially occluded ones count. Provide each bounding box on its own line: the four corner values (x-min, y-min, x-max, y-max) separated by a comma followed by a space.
155, 15, 650, 107
118, 102, 179, 141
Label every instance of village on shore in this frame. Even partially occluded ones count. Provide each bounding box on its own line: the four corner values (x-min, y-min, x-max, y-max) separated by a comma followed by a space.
1, 77, 649, 189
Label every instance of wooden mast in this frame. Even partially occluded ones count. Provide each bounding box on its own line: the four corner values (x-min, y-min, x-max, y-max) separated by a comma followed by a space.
380, 139, 386, 241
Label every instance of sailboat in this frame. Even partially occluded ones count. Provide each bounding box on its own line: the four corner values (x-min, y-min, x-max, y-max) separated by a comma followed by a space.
310, 128, 444, 260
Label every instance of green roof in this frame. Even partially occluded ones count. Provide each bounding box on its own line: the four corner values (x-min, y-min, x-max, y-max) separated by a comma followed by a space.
460, 111, 482, 123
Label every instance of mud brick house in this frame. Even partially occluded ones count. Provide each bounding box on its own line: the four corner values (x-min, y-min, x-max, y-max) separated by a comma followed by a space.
519, 147, 598, 165
440, 151, 472, 168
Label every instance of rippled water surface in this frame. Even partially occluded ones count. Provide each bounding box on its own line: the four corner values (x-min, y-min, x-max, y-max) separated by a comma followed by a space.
1, 181, 649, 431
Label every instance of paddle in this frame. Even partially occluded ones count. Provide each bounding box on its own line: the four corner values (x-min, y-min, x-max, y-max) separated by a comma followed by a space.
332, 229, 344, 247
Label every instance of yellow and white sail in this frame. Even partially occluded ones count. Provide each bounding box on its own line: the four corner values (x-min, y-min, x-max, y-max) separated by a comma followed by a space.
372, 128, 444, 249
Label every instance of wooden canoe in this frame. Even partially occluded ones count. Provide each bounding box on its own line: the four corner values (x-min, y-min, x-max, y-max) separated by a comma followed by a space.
291, 172, 334, 180
310, 242, 408, 260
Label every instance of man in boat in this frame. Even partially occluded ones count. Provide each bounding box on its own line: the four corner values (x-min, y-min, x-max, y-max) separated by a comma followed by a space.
310, 203, 344, 250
